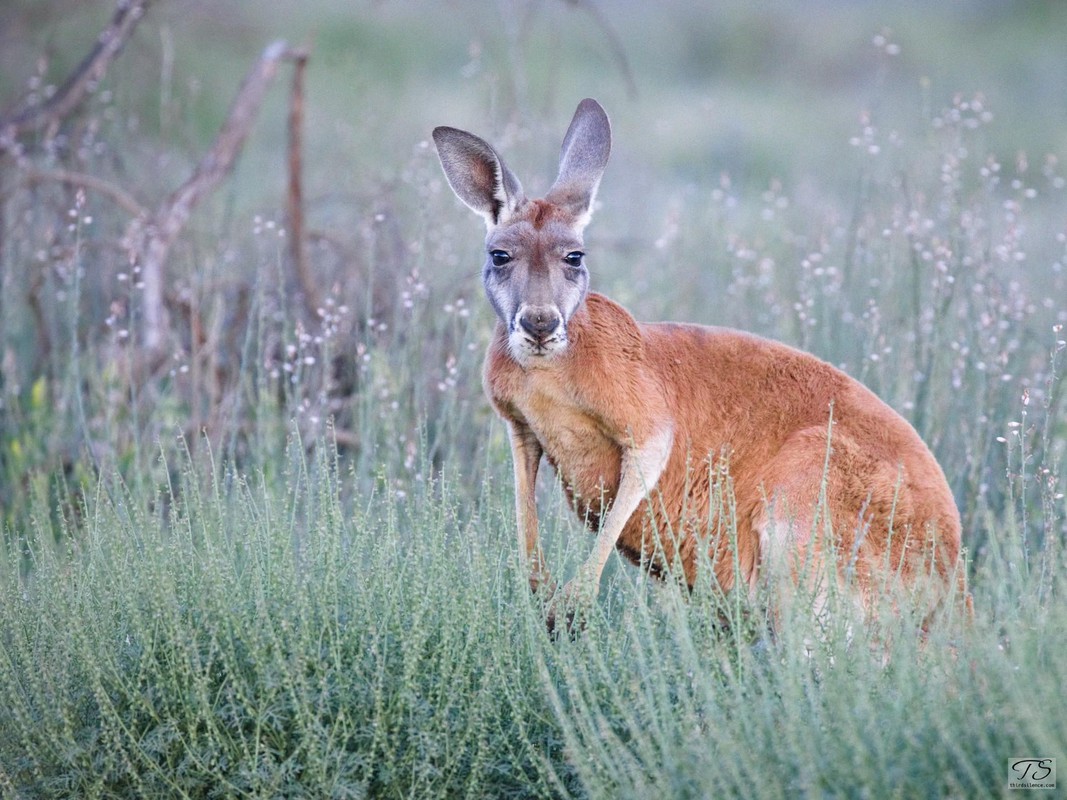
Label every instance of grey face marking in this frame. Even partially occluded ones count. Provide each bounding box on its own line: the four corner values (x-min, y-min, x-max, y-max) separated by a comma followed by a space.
482, 214, 589, 365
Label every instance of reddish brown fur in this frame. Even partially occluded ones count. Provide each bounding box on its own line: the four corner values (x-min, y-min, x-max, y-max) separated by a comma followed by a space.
528, 198, 556, 230
435, 99, 969, 632
485, 198, 966, 624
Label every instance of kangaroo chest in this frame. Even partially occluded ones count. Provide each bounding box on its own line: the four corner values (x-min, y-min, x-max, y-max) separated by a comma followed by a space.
508, 372, 623, 523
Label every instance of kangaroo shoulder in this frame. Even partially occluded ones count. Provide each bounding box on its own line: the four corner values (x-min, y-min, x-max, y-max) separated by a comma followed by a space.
572, 293, 645, 355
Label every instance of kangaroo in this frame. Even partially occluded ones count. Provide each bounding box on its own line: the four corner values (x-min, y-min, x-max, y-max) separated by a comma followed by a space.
433, 98, 967, 635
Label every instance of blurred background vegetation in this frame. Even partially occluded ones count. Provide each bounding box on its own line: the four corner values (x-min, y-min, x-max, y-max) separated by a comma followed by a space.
5, 0, 1067, 187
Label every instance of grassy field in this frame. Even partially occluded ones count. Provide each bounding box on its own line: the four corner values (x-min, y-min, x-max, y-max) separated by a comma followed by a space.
1, 1, 1066, 797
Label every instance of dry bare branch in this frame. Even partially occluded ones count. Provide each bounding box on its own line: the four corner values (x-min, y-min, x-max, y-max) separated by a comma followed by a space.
135, 39, 294, 351
561, 0, 637, 99
6, 27, 310, 359
20, 167, 149, 218
285, 46, 321, 322
0, 0, 153, 144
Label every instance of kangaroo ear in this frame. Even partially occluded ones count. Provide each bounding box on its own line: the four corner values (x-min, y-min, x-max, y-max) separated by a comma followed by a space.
545, 98, 611, 228
432, 126, 524, 229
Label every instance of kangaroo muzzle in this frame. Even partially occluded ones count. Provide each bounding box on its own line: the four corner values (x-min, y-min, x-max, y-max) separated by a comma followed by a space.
509, 303, 567, 361
517, 306, 562, 343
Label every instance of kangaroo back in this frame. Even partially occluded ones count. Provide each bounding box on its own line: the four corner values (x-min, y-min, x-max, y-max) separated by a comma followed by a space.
433, 99, 967, 635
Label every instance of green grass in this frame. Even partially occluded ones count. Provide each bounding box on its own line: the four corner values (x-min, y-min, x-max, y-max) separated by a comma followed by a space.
1, 431, 1063, 797
0, 440, 562, 797
2, 1, 1066, 797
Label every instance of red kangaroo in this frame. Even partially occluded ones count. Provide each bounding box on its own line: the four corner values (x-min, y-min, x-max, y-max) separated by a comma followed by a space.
433, 98, 968, 635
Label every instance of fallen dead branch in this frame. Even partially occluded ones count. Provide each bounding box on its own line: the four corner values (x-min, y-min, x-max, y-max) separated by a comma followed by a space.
20, 167, 149, 219
130, 39, 306, 352
0, 0, 154, 145
4, 19, 317, 383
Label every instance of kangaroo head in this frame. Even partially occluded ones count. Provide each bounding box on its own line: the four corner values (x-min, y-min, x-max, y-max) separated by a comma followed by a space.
433, 98, 611, 365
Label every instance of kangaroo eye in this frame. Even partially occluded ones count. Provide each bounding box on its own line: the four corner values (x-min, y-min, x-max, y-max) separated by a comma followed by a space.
564, 251, 585, 268
489, 250, 511, 268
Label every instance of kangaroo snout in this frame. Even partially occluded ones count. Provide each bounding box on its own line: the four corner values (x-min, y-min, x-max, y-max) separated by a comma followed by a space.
517, 306, 562, 342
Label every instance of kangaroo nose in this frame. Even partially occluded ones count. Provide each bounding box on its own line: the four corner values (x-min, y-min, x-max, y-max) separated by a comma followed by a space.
518, 308, 561, 341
